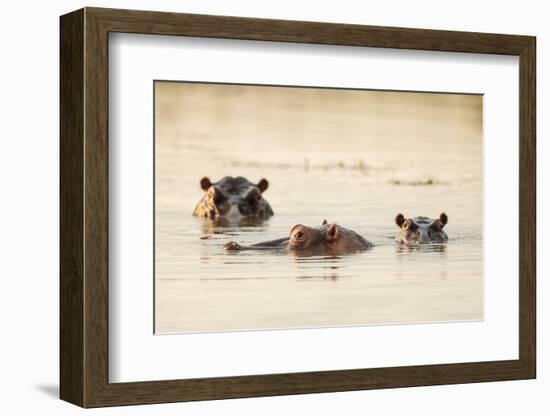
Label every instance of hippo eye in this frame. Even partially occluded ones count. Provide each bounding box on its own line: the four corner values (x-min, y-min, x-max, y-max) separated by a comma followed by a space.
211, 189, 225, 205
246, 191, 261, 205
294, 231, 304, 240
429, 223, 441, 233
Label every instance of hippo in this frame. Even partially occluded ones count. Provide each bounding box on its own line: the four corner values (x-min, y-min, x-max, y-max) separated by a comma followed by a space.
395, 213, 448, 245
193, 176, 274, 219
224, 220, 373, 256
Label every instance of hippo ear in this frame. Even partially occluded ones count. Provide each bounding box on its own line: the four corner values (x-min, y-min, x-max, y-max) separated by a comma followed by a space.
395, 213, 405, 228
439, 212, 448, 227
257, 178, 269, 193
322, 219, 328, 225
326, 223, 340, 241
200, 177, 212, 191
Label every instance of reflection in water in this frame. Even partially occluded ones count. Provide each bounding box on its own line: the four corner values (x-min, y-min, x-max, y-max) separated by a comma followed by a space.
393, 243, 449, 282
154, 82, 483, 334
295, 258, 343, 281
394, 243, 448, 254
198, 216, 270, 238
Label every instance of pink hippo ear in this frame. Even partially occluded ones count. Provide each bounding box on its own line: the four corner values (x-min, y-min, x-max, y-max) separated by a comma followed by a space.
326, 224, 340, 242
439, 212, 448, 226
395, 213, 405, 227
322, 219, 328, 225
257, 178, 269, 193
200, 177, 212, 191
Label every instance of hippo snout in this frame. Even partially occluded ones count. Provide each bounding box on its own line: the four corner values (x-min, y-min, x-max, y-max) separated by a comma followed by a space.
419, 232, 431, 244
224, 241, 243, 251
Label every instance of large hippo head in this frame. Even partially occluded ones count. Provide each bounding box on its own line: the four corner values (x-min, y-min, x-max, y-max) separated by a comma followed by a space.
193, 176, 274, 219
395, 213, 448, 245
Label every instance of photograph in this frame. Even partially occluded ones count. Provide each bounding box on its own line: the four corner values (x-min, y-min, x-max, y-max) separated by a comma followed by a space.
52, 3, 539, 410
154, 81, 483, 334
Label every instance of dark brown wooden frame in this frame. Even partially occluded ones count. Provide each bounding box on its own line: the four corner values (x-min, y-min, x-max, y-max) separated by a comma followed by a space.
60, 7, 536, 408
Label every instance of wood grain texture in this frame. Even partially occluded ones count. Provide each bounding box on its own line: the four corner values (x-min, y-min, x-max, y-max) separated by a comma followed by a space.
59, 8, 84, 407
518, 38, 536, 376
89, 7, 532, 54
59, 7, 537, 408
83, 10, 110, 406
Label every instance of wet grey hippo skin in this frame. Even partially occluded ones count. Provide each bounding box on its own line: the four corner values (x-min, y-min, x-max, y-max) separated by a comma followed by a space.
193, 176, 274, 219
224, 220, 373, 255
395, 213, 448, 244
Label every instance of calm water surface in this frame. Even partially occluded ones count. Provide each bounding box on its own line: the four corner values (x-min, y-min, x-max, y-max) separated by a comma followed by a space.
155, 83, 483, 333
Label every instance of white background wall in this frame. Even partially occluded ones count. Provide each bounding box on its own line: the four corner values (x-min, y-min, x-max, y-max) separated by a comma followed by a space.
0, 0, 545, 414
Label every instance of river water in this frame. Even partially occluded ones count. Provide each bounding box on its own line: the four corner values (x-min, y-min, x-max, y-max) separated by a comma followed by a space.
154, 82, 483, 334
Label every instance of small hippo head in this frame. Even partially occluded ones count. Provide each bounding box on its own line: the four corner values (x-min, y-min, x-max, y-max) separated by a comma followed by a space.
289, 220, 372, 254
395, 213, 448, 245
193, 176, 274, 219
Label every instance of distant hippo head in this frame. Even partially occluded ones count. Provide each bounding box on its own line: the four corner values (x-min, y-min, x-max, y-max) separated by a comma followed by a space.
395, 213, 448, 245
193, 176, 274, 219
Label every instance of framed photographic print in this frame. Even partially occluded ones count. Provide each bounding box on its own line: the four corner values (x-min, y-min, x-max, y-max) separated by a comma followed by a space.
60, 7, 536, 408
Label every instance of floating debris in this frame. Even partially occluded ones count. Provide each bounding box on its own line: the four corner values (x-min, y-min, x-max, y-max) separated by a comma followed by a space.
229, 158, 390, 174
388, 178, 448, 186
